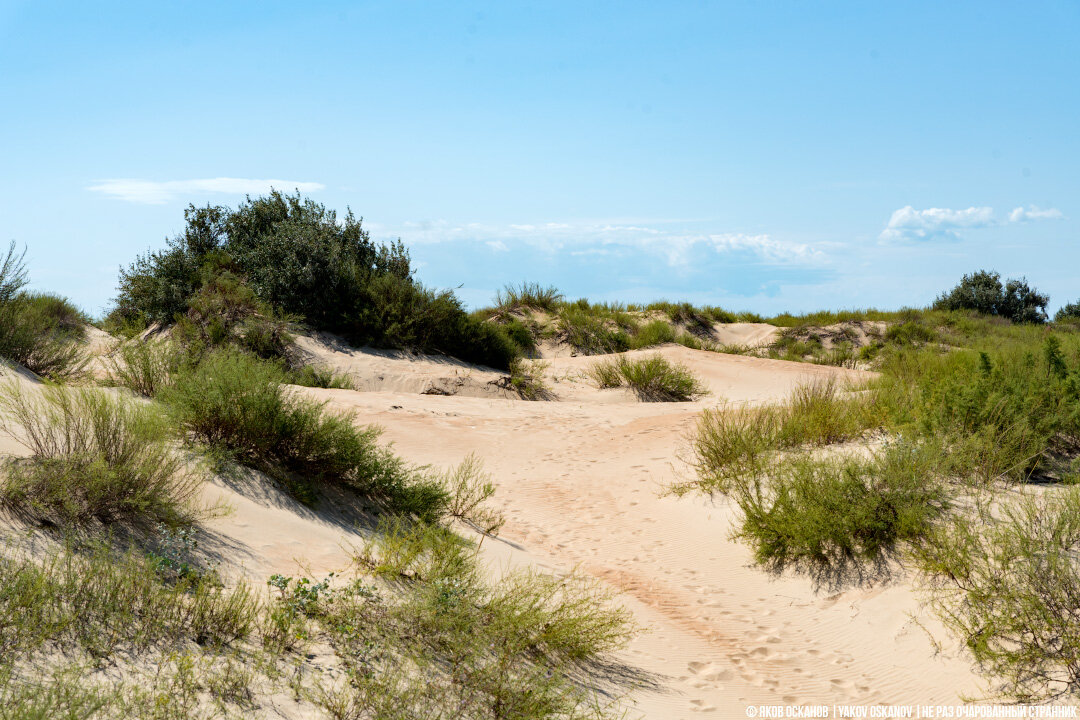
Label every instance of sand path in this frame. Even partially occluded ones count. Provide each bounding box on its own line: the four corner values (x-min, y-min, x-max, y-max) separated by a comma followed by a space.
294, 345, 984, 718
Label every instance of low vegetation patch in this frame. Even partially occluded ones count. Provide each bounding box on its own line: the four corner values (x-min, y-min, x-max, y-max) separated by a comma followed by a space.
0, 243, 88, 381
0, 383, 199, 527
506, 358, 552, 400
590, 353, 708, 401
162, 348, 448, 518
914, 488, 1080, 702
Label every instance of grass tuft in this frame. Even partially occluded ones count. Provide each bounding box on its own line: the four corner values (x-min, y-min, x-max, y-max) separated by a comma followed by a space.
589, 353, 708, 401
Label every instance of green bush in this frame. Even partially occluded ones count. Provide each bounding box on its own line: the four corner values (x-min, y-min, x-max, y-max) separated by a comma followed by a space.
557, 307, 630, 355
333, 519, 635, 719
934, 270, 1049, 324
628, 319, 676, 349
163, 349, 448, 518
288, 364, 355, 389
681, 379, 880, 495
734, 447, 946, 583
915, 488, 1080, 701
0, 383, 199, 527
105, 340, 179, 397
0, 245, 88, 381
110, 192, 517, 369
589, 354, 708, 401
1055, 301, 1080, 323
507, 358, 552, 401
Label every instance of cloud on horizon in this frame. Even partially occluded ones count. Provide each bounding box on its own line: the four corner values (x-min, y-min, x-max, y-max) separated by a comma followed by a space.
880, 204, 1063, 242
377, 219, 824, 267
87, 177, 325, 204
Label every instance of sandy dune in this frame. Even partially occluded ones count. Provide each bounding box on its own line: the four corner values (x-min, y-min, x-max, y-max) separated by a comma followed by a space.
288, 342, 984, 717
0, 339, 986, 718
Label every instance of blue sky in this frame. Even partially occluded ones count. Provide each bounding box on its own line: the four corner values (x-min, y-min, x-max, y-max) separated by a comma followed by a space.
1, 1, 1076, 316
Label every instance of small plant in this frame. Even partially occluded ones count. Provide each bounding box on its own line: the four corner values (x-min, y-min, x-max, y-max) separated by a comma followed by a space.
507, 358, 552, 400
106, 339, 178, 397
442, 453, 505, 535
0, 255, 89, 381
289, 364, 356, 389
589, 354, 708, 401
557, 307, 630, 355
494, 282, 563, 313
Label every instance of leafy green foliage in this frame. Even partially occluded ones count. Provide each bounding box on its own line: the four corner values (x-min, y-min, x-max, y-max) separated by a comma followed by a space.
1055, 300, 1080, 323
934, 270, 1049, 324
110, 192, 517, 369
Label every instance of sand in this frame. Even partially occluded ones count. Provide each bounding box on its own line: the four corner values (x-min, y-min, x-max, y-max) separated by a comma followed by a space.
0, 332, 986, 718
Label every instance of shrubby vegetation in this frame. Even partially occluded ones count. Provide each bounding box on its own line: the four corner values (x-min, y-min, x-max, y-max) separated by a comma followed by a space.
108, 192, 518, 369
0, 242, 88, 380
590, 353, 708, 401
0, 382, 199, 527
933, 269, 1049, 324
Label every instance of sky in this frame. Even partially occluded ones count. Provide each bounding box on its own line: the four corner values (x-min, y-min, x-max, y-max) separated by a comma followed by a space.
0, 1, 1077, 317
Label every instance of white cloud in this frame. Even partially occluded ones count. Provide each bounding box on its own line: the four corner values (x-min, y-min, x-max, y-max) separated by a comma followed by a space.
87, 177, 326, 204
880, 203, 1063, 242
879, 205, 994, 242
1008, 205, 1064, 223
381, 220, 823, 266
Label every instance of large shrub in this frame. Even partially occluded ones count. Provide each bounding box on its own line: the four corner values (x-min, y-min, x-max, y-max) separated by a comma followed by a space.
933, 270, 1049, 324
110, 192, 516, 368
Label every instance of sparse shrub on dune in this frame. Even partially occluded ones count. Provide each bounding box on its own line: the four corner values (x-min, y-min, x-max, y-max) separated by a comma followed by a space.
914, 488, 1080, 701
105, 339, 180, 397
628, 319, 676, 349
494, 282, 564, 313
0, 383, 199, 527
334, 518, 636, 719
288, 364, 356, 390
507, 358, 552, 400
162, 348, 448, 519
442, 452, 505, 535
589, 354, 708, 401
0, 243, 88, 381
679, 378, 880, 496
732, 445, 946, 585
557, 306, 631, 355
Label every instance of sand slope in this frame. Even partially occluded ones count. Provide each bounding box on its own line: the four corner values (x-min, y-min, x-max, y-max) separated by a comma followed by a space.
0, 339, 986, 717
291, 343, 984, 717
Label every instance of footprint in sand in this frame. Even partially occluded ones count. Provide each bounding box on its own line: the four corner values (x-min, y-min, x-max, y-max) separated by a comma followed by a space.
686, 661, 734, 683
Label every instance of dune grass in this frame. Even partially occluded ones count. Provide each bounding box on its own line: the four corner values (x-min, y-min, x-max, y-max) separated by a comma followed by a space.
0, 383, 200, 528
162, 348, 448, 518
589, 353, 708, 401
320, 518, 637, 719
494, 282, 564, 313
507, 358, 552, 400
